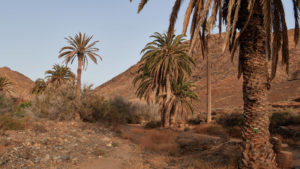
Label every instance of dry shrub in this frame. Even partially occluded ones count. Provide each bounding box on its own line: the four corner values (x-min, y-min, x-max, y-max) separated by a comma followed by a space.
113, 125, 134, 140
269, 109, 299, 131
131, 102, 160, 122
216, 112, 244, 128
79, 95, 143, 125
138, 129, 179, 153
194, 124, 227, 137
123, 160, 149, 169
186, 159, 237, 169
0, 93, 14, 114
0, 114, 26, 131
28, 81, 77, 120
226, 126, 242, 139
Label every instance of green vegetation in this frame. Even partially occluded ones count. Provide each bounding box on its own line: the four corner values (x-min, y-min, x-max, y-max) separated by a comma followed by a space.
134, 32, 196, 127
32, 78, 47, 95
45, 64, 75, 85
132, 0, 299, 168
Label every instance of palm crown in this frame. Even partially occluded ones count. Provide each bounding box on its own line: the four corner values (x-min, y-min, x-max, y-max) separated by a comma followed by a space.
138, 32, 195, 94
45, 64, 75, 85
58, 32, 101, 99
32, 78, 47, 94
58, 32, 102, 69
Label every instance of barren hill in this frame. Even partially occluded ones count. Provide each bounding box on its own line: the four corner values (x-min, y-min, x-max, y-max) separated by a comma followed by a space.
95, 30, 300, 110
0, 67, 34, 100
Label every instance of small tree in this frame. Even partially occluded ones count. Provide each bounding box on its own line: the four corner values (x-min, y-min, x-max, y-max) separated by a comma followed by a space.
31, 78, 47, 95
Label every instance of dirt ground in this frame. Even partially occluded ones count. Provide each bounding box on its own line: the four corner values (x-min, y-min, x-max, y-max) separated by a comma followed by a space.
0, 121, 298, 169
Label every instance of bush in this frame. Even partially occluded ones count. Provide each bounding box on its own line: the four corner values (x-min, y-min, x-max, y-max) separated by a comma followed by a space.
194, 124, 228, 138
79, 93, 109, 122
216, 112, 244, 128
28, 81, 77, 120
0, 93, 14, 114
269, 109, 300, 133
15, 101, 32, 117
79, 95, 144, 125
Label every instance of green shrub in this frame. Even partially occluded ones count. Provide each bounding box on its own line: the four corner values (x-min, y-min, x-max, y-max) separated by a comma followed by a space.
14, 101, 32, 117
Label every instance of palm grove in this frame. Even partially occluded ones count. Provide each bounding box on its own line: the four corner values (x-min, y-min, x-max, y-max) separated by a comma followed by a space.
131, 0, 299, 168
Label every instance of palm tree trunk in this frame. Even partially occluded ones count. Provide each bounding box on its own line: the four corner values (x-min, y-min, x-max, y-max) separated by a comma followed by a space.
239, 2, 277, 168
75, 55, 83, 121
163, 74, 172, 128
206, 53, 212, 123
76, 55, 83, 99
169, 101, 177, 127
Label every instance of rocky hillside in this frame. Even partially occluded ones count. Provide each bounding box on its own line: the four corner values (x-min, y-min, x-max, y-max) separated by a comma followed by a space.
0, 67, 34, 100
95, 29, 300, 110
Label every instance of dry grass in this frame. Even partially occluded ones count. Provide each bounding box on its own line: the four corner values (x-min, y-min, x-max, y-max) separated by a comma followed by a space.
186, 159, 237, 169
118, 126, 179, 153
194, 124, 227, 137
0, 114, 32, 131
137, 129, 179, 153
123, 160, 150, 169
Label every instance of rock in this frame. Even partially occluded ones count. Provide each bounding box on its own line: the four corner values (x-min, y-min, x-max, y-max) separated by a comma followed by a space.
54, 156, 70, 162
276, 151, 294, 169
41, 154, 50, 162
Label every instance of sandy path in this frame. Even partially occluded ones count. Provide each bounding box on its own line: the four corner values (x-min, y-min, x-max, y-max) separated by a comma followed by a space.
77, 139, 141, 169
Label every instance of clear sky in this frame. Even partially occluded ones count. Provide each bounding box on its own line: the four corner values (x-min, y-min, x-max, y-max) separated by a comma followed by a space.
0, 0, 296, 87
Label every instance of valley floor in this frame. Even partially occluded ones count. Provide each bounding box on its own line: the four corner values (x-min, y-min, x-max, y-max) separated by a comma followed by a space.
0, 120, 298, 169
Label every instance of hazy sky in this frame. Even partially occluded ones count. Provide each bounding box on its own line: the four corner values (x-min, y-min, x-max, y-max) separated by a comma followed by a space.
0, 0, 296, 87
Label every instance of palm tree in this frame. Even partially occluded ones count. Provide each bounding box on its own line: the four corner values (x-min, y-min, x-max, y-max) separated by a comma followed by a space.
58, 32, 102, 99
169, 77, 199, 126
45, 64, 75, 85
31, 78, 47, 95
134, 32, 195, 127
132, 0, 299, 168
0, 76, 12, 94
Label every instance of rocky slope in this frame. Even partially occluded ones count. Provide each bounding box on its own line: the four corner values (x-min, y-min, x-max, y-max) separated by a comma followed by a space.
95, 29, 300, 110
0, 67, 34, 100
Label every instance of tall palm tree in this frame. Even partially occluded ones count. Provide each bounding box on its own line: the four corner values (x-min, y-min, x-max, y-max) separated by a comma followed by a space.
0, 76, 12, 94
31, 78, 47, 95
132, 0, 299, 168
134, 32, 195, 127
45, 64, 75, 85
58, 32, 102, 99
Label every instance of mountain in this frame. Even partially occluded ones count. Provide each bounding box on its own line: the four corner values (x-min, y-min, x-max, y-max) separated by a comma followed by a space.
0, 67, 34, 100
95, 29, 300, 110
